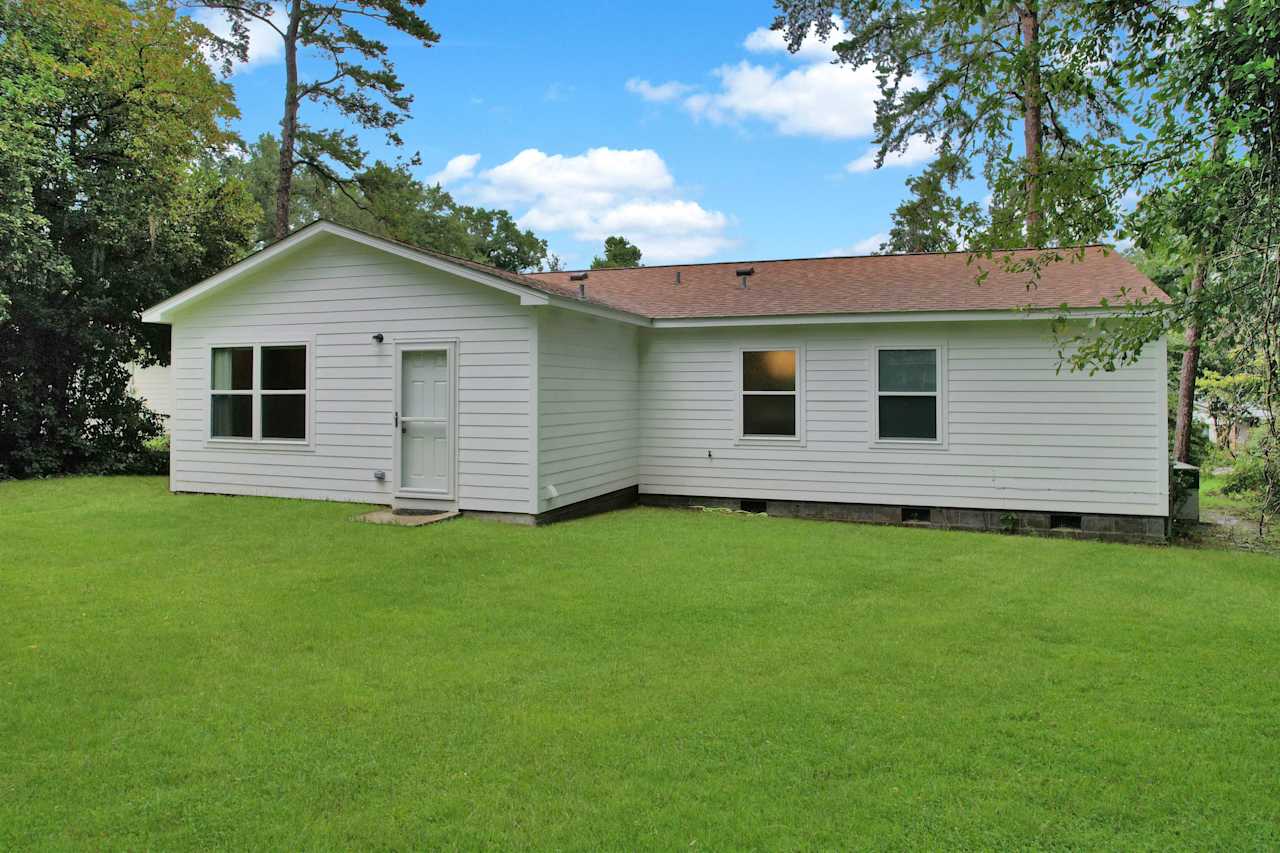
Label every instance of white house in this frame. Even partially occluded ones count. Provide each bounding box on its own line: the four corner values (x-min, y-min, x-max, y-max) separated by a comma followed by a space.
142, 220, 1171, 540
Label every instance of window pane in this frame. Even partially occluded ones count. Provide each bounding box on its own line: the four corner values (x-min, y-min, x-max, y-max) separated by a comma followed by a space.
262, 394, 306, 440
211, 394, 252, 438
743, 350, 796, 392
262, 345, 307, 390
211, 347, 253, 390
878, 349, 936, 392
879, 395, 937, 440
743, 393, 796, 436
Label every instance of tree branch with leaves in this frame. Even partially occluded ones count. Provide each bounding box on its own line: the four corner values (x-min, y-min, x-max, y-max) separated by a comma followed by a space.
187, 0, 439, 239
774, 0, 1125, 249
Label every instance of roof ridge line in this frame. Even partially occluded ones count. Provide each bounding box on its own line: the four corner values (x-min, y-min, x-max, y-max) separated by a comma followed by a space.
536, 244, 1117, 275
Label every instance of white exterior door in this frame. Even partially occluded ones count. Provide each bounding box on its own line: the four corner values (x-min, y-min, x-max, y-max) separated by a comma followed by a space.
399, 349, 451, 494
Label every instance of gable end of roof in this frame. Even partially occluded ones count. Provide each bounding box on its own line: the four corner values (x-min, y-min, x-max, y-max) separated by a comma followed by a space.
140, 220, 639, 324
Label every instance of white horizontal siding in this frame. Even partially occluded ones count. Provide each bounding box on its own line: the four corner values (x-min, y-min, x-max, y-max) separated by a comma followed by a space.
537, 307, 640, 512
164, 233, 1168, 520
168, 234, 534, 512
639, 322, 1169, 516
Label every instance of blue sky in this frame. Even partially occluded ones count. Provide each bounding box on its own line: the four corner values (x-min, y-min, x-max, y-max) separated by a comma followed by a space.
204, 1, 942, 268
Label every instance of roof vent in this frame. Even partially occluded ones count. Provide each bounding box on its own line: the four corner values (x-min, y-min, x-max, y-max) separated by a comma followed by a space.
736, 266, 754, 289
675, 270, 682, 286
569, 272, 588, 281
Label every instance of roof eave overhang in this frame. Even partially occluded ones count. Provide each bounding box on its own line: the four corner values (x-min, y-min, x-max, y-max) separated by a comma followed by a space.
648, 307, 1127, 328
541, 295, 651, 326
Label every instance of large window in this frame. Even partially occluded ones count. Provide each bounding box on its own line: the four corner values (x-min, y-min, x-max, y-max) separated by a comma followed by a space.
211, 344, 308, 442
741, 349, 798, 438
876, 348, 939, 441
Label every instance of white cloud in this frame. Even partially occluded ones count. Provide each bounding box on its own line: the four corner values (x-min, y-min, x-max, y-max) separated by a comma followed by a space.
742, 19, 840, 61
476, 147, 674, 204
828, 233, 888, 256
628, 16, 937, 180
427, 153, 481, 186
463, 147, 733, 263
192, 5, 283, 73
846, 136, 938, 173
627, 18, 923, 142
625, 78, 695, 103
684, 60, 889, 139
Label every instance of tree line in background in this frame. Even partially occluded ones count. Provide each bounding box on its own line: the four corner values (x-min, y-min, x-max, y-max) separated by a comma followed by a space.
0, 0, 258, 477
0, 0, 588, 479
227, 134, 552, 273
777, 0, 1280, 526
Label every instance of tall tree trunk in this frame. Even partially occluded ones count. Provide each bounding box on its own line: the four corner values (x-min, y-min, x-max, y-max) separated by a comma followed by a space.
274, 2, 302, 241
1173, 258, 1207, 463
1019, 5, 1043, 246
1173, 133, 1225, 464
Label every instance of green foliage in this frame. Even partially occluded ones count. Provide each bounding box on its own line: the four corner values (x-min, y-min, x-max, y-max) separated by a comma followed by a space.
0, 0, 258, 478
1221, 442, 1268, 496
1200, 366, 1265, 443
881, 154, 982, 253
228, 135, 549, 272
1129, 244, 1194, 299
1221, 433, 1280, 521
189, 0, 440, 236
590, 236, 643, 269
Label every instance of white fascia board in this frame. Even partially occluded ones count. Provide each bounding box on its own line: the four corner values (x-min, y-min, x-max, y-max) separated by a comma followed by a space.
141, 220, 550, 323
649, 308, 1119, 328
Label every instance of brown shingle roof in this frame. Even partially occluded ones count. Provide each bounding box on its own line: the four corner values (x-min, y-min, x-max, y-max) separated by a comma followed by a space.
527, 246, 1167, 319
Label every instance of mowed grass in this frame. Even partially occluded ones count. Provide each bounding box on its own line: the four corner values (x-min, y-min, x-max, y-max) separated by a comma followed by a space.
2, 477, 1278, 850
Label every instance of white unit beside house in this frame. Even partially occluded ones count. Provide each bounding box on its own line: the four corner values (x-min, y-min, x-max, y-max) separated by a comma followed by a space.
128, 363, 175, 425
142, 220, 1171, 540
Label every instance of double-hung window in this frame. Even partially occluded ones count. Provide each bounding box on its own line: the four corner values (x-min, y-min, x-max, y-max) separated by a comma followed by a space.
876, 348, 940, 441
741, 349, 799, 438
211, 344, 309, 442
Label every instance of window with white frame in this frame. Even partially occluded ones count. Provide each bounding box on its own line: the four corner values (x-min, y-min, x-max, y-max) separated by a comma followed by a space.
211, 344, 308, 441
741, 349, 798, 437
876, 348, 939, 441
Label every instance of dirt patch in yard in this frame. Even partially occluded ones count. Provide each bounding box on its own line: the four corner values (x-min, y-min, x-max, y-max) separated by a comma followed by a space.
1181, 508, 1279, 555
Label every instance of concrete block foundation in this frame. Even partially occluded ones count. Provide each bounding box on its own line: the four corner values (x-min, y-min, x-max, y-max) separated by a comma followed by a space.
639, 494, 1167, 544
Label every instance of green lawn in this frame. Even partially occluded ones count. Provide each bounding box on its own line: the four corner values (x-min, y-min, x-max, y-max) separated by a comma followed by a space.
2, 477, 1278, 849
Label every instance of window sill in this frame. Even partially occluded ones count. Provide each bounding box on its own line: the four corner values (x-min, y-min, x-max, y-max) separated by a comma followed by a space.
735, 435, 806, 448
205, 439, 314, 452
868, 438, 948, 451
